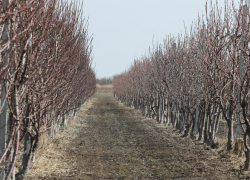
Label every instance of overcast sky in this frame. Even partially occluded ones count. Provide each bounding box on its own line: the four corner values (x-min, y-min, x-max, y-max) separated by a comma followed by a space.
82, 0, 241, 79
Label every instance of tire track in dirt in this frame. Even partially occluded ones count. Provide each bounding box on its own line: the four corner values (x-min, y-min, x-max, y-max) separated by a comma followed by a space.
28, 93, 239, 179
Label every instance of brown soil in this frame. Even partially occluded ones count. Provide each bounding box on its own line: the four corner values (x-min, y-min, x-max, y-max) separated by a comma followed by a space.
27, 93, 249, 179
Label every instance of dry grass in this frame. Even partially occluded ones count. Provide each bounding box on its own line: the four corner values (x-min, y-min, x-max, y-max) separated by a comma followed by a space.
96, 84, 113, 93
27, 98, 95, 179
27, 117, 77, 178
26, 94, 250, 179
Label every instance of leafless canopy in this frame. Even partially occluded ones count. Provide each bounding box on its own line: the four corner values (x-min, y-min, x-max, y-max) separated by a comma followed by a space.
0, 0, 96, 178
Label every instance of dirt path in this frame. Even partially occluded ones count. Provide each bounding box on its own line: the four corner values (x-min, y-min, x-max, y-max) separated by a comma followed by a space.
28, 93, 242, 179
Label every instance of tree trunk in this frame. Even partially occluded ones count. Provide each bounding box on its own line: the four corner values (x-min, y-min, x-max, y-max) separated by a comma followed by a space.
198, 108, 205, 141
172, 105, 176, 127
16, 134, 32, 180
179, 112, 185, 133
63, 114, 67, 130
209, 107, 219, 146
176, 111, 180, 130
184, 112, 191, 137
244, 149, 250, 170
190, 112, 195, 138
158, 97, 162, 123
148, 104, 152, 118
226, 120, 234, 151
243, 131, 250, 170
203, 106, 209, 143
166, 103, 170, 126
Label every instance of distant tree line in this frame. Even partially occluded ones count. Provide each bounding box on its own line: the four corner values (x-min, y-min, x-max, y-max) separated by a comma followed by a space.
97, 77, 113, 85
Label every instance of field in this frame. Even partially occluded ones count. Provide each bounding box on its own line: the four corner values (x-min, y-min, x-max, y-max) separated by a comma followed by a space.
96, 84, 113, 93
25, 88, 250, 179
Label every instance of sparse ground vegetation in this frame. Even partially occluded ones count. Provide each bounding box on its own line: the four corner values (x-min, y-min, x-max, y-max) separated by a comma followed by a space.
27, 91, 249, 179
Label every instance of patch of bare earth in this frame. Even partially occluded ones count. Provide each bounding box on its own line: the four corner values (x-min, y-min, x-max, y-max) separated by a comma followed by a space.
28, 93, 245, 179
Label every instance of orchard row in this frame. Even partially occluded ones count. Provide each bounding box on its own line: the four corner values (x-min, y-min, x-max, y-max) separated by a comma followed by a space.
114, 1, 250, 170
0, 0, 96, 179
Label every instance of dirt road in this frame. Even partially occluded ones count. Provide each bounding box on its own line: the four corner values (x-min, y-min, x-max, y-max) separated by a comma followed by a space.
28, 93, 241, 179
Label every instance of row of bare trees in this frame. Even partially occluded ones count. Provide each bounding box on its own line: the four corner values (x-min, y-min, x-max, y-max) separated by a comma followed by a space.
113, 0, 250, 170
0, 0, 96, 179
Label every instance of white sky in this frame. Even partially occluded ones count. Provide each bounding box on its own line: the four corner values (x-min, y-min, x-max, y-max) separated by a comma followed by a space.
82, 0, 241, 78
